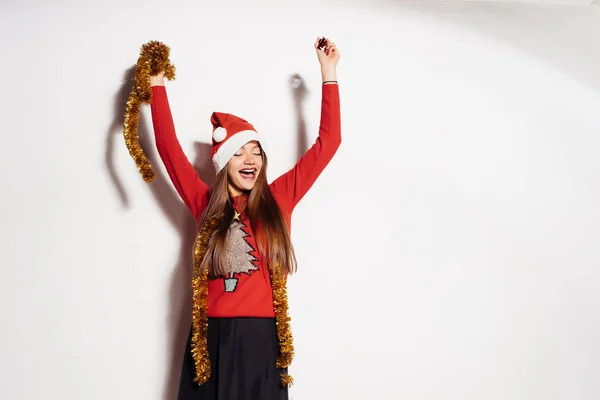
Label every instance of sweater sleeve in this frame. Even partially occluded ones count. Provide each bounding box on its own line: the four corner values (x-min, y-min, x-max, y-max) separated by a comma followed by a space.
150, 86, 210, 218
269, 83, 341, 212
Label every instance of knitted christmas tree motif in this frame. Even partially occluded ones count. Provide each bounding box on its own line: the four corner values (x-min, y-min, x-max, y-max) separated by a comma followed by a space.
223, 220, 258, 292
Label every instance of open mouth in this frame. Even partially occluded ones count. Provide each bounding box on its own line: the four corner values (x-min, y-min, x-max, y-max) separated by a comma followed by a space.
239, 168, 257, 180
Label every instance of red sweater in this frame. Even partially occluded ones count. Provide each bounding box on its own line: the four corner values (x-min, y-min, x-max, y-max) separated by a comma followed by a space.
150, 84, 341, 317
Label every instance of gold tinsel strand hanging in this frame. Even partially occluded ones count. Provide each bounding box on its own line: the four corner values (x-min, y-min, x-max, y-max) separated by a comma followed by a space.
269, 261, 295, 387
190, 213, 224, 385
123, 41, 176, 182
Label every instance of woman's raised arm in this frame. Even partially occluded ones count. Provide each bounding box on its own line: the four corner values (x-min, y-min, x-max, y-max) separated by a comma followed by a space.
150, 73, 209, 219
270, 38, 341, 212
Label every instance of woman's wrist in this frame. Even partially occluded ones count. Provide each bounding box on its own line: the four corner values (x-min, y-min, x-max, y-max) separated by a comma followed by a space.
150, 75, 165, 87
321, 66, 337, 84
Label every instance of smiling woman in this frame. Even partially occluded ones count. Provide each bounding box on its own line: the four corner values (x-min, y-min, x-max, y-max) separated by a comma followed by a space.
147, 37, 341, 400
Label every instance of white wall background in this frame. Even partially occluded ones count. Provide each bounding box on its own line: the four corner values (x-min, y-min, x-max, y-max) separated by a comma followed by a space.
1, 0, 599, 399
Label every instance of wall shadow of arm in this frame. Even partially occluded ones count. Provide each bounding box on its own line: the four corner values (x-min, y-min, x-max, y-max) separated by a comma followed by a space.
290, 73, 309, 159
105, 66, 136, 208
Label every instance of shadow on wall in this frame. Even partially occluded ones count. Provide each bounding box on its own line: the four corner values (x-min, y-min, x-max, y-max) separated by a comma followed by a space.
290, 73, 310, 159
398, 3, 600, 94
105, 66, 135, 208
105, 67, 310, 399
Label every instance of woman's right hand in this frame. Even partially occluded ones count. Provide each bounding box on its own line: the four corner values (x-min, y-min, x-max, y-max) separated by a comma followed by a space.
150, 72, 165, 87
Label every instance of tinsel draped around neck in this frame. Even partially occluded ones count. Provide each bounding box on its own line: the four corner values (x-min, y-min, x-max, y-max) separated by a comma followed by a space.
190, 211, 295, 387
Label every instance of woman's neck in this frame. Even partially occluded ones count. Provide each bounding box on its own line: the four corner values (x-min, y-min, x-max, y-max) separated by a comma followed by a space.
230, 191, 249, 210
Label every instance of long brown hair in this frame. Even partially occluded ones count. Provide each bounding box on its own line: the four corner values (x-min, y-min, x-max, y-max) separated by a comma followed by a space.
198, 151, 297, 277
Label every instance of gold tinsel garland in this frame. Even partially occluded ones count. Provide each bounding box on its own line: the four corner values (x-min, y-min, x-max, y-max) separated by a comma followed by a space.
268, 261, 295, 387
190, 213, 224, 385
123, 41, 176, 182
191, 214, 295, 387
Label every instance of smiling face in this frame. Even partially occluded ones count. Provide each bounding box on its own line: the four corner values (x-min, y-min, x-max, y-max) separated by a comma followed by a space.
226, 140, 264, 196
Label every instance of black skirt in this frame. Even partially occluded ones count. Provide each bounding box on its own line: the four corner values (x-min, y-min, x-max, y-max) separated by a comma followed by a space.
177, 318, 289, 400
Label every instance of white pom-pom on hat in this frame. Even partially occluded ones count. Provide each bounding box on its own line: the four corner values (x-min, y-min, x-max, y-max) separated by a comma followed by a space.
212, 127, 227, 143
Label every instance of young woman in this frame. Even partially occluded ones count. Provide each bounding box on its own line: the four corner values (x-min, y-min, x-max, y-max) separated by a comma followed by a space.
149, 37, 341, 400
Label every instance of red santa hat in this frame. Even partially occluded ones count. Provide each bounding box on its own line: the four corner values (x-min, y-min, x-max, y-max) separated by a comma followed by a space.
210, 112, 265, 173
